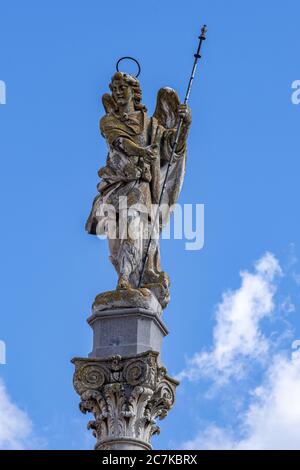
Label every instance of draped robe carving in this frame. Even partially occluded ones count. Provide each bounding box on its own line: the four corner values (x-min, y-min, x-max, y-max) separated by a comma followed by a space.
86, 73, 191, 308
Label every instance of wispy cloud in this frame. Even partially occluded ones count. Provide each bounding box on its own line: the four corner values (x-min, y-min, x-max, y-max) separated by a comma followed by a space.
182, 348, 300, 450
179, 251, 300, 450
0, 378, 40, 449
177, 252, 282, 384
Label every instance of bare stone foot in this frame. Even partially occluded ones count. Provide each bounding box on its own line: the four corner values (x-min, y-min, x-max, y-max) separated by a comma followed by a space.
117, 275, 131, 290
159, 271, 170, 289
143, 269, 160, 284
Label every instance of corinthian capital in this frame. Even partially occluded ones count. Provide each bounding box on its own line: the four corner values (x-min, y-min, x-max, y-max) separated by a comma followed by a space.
72, 351, 178, 450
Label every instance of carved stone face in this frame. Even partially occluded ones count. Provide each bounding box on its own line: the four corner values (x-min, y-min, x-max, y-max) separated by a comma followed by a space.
111, 79, 134, 107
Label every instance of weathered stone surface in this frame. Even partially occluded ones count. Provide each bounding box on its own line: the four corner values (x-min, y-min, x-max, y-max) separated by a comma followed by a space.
72, 67, 192, 450
85, 71, 192, 307
92, 288, 162, 315
72, 351, 178, 450
88, 307, 167, 359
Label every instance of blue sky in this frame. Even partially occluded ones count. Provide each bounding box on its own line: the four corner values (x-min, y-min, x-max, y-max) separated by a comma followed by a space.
0, 0, 300, 449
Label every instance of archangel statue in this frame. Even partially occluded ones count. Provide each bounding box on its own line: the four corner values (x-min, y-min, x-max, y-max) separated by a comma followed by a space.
86, 71, 191, 309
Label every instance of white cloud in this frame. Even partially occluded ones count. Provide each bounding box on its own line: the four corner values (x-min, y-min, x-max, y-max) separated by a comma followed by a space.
180, 251, 300, 450
178, 252, 282, 383
0, 378, 35, 449
183, 425, 236, 451
279, 296, 295, 314
183, 349, 300, 450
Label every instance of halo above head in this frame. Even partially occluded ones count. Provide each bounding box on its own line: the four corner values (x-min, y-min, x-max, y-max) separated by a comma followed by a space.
116, 57, 141, 78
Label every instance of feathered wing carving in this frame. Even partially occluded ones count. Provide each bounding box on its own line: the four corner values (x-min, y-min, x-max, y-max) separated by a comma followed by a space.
102, 93, 116, 115
153, 87, 180, 129
152, 87, 187, 229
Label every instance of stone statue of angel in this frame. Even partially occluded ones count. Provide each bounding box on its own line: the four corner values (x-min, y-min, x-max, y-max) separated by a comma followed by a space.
86, 71, 191, 309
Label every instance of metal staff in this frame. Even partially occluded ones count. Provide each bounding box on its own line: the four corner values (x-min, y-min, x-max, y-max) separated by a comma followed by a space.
138, 24, 208, 288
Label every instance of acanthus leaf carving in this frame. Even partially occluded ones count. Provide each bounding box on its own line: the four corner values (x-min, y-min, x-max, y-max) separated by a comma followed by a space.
72, 351, 178, 449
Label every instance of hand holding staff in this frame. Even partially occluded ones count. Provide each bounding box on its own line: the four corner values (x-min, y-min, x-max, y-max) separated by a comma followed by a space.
138, 25, 208, 287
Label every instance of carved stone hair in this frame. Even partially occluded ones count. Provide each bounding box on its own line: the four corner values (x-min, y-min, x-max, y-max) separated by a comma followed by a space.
109, 72, 147, 112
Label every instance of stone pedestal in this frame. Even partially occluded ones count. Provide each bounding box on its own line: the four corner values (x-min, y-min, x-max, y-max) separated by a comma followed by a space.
88, 308, 168, 360
88, 288, 167, 362
72, 289, 178, 450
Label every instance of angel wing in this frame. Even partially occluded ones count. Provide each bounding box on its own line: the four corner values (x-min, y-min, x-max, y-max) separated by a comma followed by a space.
102, 93, 117, 114
153, 87, 180, 129
152, 87, 186, 226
